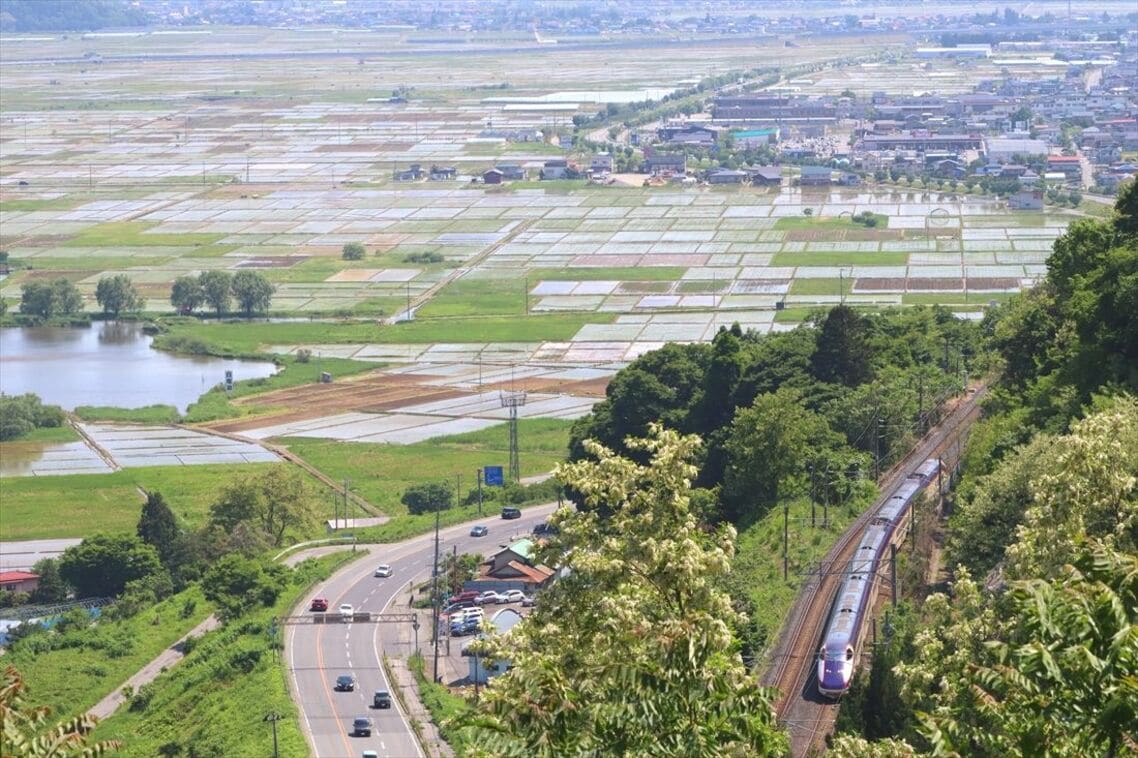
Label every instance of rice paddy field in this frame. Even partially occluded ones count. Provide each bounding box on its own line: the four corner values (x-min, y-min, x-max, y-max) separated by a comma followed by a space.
0, 26, 1087, 499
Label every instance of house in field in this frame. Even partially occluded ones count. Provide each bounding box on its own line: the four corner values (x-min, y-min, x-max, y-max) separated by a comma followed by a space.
706, 169, 747, 185
645, 153, 686, 176
590, 152, 614, 175
495, 164, 526, 181
429, 165, 458, 180
541, 159, 572, 180
746, 165, 783, 186
482, 168, 504, 185
395, 163, 424, 181
1008, 189, 1044, 210
0, 571, 40, 594
799, 165, 833, 186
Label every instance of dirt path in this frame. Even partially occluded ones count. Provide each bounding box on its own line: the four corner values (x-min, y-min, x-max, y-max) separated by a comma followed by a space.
86, 613, 221, 721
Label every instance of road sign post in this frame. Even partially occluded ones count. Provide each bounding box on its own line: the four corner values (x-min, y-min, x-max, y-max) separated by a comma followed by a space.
484, 466, 504, 487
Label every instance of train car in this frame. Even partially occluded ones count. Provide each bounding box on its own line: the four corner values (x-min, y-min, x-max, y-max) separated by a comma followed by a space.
876, 479, 921, 527
911, 458, 941, 486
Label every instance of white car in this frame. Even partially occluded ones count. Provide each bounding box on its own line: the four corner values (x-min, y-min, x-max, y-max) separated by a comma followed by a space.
475, 591, 504, 605
374, 564, 392, 578
500, 589, 525, 604
339, 603, 354, 620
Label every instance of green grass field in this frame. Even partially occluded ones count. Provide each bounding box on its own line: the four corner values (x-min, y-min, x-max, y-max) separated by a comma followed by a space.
278, 418, 572, 515
64, 221, 224, 248
157, 313, 614, 356
6, 586, 215, 721
528, 266, 686, 282
2, 425, 82, 444
416, 276, 528, 318
772, 251, 908, 267
0, 463, 300, 541
900, 292, 1015, 306
789, 278, 853, 296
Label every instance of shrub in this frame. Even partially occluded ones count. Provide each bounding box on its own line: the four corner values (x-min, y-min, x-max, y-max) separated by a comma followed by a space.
341, 242, 366, 260
295, 348, 312, 364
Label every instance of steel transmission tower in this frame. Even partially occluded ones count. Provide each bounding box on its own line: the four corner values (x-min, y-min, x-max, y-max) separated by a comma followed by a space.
500, 391, 527, 483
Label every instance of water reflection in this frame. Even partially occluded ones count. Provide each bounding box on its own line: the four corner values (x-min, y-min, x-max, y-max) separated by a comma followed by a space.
0, 323, 276, 412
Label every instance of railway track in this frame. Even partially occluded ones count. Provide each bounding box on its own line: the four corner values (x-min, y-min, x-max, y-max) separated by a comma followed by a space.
762, 384, 988, 756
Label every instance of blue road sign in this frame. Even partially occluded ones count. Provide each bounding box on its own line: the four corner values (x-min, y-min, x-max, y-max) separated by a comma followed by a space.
484, 466, 504, 486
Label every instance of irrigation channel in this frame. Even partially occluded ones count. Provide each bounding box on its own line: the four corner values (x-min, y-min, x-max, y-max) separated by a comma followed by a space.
762, 383, 988, 757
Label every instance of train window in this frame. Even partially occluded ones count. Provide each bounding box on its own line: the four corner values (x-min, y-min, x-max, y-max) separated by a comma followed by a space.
845, 647, 854, 661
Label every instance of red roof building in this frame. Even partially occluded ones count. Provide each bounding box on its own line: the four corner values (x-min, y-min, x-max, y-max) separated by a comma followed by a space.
0, 571, 40, 594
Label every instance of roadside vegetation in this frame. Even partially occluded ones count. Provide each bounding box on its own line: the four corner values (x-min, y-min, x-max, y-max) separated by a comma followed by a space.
0, 392, 66, 441
93, 551, 361, 756
831, 181, 1138, 756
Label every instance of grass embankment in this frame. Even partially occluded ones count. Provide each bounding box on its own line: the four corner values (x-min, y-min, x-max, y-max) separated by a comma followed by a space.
74, 405, 181, 424
1, 425, 81, 444
94, 552, 362, 756
155, 313, 613, 356
7, 586, 214, 721
0, 463, 296, 541
408, 652, 476, 756
279, 418, 572, 515
728, 492, 871, 658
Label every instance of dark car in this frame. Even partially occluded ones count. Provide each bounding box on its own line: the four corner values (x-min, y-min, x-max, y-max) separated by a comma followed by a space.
501, 507, 521, 520
352, 716, 373, 737
470, 525, 488, 537
310, 597, 329, 612
451, 590, 479, 603
335, 674, 356, 692
444, 600, 475, 615
532, 522, 558, 536
373, 689, 392, 709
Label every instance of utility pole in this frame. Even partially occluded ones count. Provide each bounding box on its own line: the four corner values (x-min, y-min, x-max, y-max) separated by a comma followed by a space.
431, 497, 442, 683
782, 503, 789, 580
523, 276, 529, 315
477, 468, 483, 516
264, 712, 282, 758
809, 464, 816, 528
406, 281, 411, 321
343, 479, 350, 529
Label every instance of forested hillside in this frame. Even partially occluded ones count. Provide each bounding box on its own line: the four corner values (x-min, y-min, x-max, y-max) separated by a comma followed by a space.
832, 180, 1138, 757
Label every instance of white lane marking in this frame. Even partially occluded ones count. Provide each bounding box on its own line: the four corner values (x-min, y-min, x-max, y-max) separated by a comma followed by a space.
288, 627, 318, 741
372, 585, 425, 758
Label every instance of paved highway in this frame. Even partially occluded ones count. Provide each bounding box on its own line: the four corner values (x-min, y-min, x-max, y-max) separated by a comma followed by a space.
287, 504, 558, 758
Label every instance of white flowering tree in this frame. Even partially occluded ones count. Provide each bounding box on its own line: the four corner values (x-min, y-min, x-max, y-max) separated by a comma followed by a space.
462, 425, 787, 757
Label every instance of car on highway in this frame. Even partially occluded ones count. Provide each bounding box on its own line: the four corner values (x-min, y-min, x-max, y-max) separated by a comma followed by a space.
339, 603, 355, 620
500, 589, 525, 604
334, 673, 357, 692
469, 525, 488, 537
475, 590, 504, 605
373, 689, 392, 709
501, 507, 521, 519
351, 716, 373, 737
310, 597, 329, 612
374, 564, 392, 578
363, 752, 379, 758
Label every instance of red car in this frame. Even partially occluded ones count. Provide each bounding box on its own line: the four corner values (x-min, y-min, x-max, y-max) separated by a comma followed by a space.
310, 597, 329, 612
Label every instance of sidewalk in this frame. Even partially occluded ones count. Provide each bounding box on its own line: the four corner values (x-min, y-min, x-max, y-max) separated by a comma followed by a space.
86, 614, 221, 720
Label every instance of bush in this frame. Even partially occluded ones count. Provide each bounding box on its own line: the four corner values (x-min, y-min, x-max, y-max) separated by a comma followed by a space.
0, 393, 66, 440
341, 242, 366, 260
402, 251, 444, 264
295, 348, 312, 364
401, 481, 455, 515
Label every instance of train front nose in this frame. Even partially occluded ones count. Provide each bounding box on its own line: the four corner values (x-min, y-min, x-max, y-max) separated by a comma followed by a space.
817, 659, 851, 695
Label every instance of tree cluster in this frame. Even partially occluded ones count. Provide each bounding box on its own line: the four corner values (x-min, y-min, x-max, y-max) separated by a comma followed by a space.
94, 274, 144, 318
0, 393, 65, 441
19, 278, 83, 319
169, 270, 274, 317
569, 305, 980, 525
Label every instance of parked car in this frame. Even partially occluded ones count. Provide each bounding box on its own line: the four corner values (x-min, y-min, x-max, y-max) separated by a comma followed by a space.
500, 589, 525, 604
374, 564, 392, 578
521, 594, 536, 607
470, 525, 488, 537
532, 522, 557, 536
363, 751, 379, 758
310, 597, 329, 612
443, 600, 475, 615
476, 591, 504, 605
373, 689, 392, 709
352, 716, 373, 737
334, 673, 356, 692
501, 507, 521, 520
339, 603, 355, 620
451, 590, 479, 603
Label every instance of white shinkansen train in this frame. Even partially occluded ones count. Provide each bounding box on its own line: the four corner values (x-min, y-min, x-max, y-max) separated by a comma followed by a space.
816, 458, 941, 698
